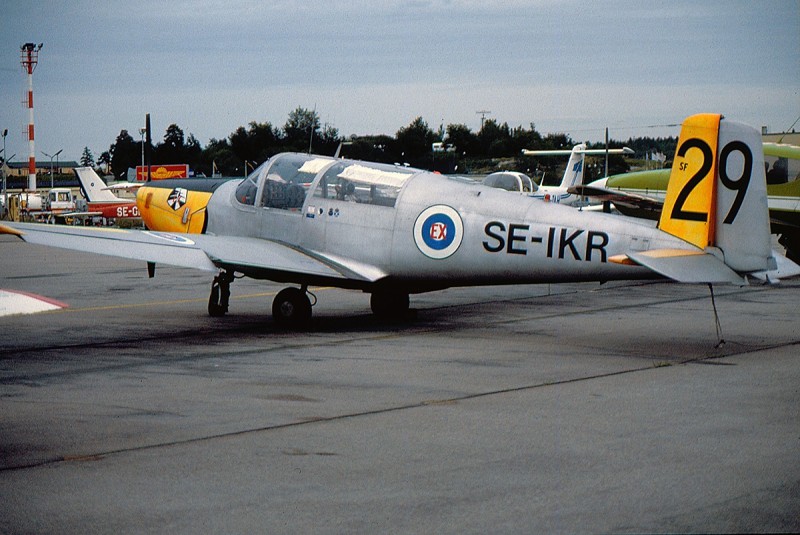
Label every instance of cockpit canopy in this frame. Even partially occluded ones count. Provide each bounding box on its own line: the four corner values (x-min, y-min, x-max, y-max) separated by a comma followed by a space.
482, 171, 537, 194
235, 153, 418, 210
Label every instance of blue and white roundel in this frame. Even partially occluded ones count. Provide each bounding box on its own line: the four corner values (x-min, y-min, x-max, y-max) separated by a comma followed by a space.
143, 231, 195, 245
413, 205, 464, 259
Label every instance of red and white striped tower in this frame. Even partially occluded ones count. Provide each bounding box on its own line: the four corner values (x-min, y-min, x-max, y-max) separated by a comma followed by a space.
20, 43, 42, 191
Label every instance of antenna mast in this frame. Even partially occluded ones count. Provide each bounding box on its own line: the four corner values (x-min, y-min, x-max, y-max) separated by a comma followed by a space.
476, 110, 492, 130
20, 43, 43, 191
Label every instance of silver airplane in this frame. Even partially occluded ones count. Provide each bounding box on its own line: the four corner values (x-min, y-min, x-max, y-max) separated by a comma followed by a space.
2, 113, 797, 328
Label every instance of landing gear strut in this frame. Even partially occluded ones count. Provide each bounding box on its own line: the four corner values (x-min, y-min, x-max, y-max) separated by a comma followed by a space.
272, 286, 313, 328
208, 270, 234, 317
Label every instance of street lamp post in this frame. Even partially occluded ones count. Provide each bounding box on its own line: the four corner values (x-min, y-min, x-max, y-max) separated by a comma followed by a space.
2, 153, 15, 219
140, 128, 146, 173
42, 151, 54, 189
42, 149, 62, 189
1, 129, 6, 218
55, 149, 61, 183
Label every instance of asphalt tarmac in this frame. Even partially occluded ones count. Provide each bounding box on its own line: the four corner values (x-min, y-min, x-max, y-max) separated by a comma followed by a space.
1, 234, 798, 534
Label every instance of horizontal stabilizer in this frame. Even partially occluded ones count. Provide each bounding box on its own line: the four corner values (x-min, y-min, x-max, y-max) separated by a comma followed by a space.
613, 248, 746, 285
749, 250, 800, 283
522, 147, 634, 156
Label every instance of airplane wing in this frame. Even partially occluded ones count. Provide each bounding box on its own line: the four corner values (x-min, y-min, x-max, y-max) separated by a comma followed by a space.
569, 184, 664, 219
763, 142, 800, 159
105, 183, 142, 192
60, 211, 104, 218
0, 222, 384, 286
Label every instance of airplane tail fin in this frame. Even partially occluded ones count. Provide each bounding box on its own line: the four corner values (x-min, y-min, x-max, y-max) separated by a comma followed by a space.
75, 167, 122, 203
558, 144, 586, 189
657, 113, 775, 275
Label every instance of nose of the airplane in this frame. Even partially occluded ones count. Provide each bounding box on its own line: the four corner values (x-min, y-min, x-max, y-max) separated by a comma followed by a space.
136, 178, 228, 233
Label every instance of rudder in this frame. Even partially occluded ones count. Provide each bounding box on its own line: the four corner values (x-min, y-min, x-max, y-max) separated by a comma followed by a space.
75, 167, 121, 203
559, 143, 586, 189
658, 114, 773, 274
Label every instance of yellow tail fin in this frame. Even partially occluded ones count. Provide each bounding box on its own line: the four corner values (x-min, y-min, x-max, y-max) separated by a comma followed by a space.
659, 113, 721, 249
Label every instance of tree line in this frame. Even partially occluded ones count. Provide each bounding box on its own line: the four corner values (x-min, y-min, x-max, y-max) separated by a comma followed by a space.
77, 106, 677, 183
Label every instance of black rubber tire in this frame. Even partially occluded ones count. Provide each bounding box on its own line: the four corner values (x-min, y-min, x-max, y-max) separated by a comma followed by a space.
272, 287, 312, 328
370, 291, 410, 319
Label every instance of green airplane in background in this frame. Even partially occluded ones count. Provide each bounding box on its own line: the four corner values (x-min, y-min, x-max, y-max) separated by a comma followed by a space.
574, 142, 800, 262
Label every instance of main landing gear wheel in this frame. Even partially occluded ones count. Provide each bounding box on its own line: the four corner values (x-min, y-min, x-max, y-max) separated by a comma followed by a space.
208, 271, 234, 317
272, 287, 312, 329
370, 291, 410, 320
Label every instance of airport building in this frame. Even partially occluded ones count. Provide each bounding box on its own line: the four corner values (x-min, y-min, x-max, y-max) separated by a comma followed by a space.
1, 159, 79, 178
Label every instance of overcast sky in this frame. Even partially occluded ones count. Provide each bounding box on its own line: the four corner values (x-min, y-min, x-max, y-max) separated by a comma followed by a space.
1, 0, 798, 163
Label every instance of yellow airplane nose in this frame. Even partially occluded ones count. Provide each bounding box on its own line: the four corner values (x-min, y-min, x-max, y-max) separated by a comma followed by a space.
136, 181, 214, 233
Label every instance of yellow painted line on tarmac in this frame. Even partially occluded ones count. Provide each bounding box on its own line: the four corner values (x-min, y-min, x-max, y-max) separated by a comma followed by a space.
56, 287, 336, 314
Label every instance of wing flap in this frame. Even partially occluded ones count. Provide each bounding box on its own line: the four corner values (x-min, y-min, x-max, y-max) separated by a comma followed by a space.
196, 236, 382, 282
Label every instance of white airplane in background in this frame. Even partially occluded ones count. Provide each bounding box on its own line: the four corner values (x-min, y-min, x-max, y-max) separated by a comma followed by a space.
483, 144, 633, 207
524, 144, 634, 206
73, 167, 141, 220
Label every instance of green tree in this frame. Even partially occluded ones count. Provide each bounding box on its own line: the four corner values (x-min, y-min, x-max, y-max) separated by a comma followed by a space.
155, 123, 185, 164
315, 123, 341, 156
201, 138, 238, 176
109, 130, 137, 181
283, 107, 320, 152
510, 124, 543, 154
396, 117, 437, 165
478, 119, 513, 158
97, 151, 111, 174
80, 147, 95, 167
541, 132, 574, 150
445, 123, 479, 157
229, 121, 281, 166
342, 135, 396, 163
184, 133, 203, 171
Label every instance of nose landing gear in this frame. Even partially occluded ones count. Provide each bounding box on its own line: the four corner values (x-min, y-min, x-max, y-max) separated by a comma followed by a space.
208, 270, 234, 317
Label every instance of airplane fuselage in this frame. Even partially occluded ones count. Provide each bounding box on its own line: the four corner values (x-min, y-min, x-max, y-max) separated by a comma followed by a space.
199, 154, 686, 292
88, 201, 140, 219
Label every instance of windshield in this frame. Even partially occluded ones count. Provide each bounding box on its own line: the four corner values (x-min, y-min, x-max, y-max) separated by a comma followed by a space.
234, 162, 266, 206
235, 154, 336, 209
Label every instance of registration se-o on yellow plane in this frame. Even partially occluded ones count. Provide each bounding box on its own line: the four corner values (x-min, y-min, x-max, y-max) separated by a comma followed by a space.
2, 114, 798, 329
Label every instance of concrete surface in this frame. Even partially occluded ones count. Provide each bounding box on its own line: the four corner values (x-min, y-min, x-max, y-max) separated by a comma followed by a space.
1, 235, 798, 533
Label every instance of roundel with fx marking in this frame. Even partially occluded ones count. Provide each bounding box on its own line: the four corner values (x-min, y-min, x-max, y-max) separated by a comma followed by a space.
413, 205, 464, 259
